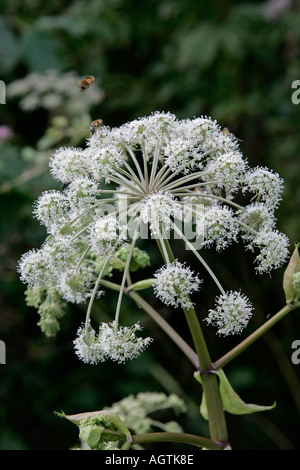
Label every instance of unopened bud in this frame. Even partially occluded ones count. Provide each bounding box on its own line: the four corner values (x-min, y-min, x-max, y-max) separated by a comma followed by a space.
283, 244, 300, 303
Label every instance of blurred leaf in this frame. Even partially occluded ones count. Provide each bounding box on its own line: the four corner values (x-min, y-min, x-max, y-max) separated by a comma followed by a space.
21, 31, 63, 72
177, 23, 220, 69
0, 17, 19, 71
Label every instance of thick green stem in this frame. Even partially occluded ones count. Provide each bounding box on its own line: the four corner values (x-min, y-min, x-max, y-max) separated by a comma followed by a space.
214, 301, 300, 370
182, 305, 228, 445
156, 235, 229, 445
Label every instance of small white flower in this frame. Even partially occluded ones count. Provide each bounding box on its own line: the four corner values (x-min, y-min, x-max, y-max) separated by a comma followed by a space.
237, 203, 275, 243
205, 291, 253, 336
74, 323, 106, 365
50, 147, 92, 183
204, 151, 247, 194
249, 229, 290, 274
98, 321, 153, 364
140, 191, 182, 237
89, 144, 125, 182
196, 206, 239, 251
88, 215, 121, 257
42, 234, 80, 273
65, 177, 99, 209
243, 167, 284, 209
33, 190, 70, 232
58, 269, 96, 304
18, 248, 52, 287
153, 261, 202, 309
115, 111, 177, 156
164, 137, 204, 174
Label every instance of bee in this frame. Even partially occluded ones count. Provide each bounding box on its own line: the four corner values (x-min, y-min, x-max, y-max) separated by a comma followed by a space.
89, 119, 103, 135
78, 119, 103, 136
78, 75, 94, 92
221, 127, 243, 142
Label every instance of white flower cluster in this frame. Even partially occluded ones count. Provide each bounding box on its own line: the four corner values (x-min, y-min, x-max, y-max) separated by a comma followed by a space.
18, 111, 290, 354
205, 291, 254, 336
153, 261, 202, 309
74, 321, 153, 365
105, 392, 186, 435
196, 206, 239, 252
140, 191, 182, 237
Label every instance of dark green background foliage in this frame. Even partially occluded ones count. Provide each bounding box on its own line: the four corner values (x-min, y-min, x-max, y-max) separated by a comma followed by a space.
0, 0, 300, 450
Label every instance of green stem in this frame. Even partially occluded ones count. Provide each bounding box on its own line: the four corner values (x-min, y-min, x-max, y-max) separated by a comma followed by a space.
124, 144, 146, 185
156, 235, 228, 445
141, 140, 149, 191
214, 301, 300, 370
181, 305, 228, 444
120, 439, 132, 450
114, 224, 140, 327
162, 170, 207, 192
149, 139, 161, 190
152, 164, 172, 191
132, 431, 224, 450
85, 256, 112, 339
172, 223, 225, 295
116, 164, 146, 193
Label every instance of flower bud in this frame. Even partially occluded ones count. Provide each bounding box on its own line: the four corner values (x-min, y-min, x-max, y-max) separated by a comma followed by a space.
283, 244, 300, 303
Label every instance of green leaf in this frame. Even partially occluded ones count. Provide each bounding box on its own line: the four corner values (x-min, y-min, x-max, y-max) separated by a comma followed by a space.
0, 18, 19, 72
194, 370, 276, 418
283, 244, 300, 303
79, 424, 104, 449
21, 31, 63, 72
215, 370, 276, 415
57, 409, 131, 438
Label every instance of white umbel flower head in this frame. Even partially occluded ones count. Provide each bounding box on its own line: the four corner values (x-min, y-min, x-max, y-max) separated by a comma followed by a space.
164, 137, 204, 174
205, 290, 254, 336
88, 215, 120, 256
50, 147, 92, 183
250, 229, 290, 274
237, 202, 276, 244
98, 321, 153, 364
33, 190, 70, 232
115, 111, 177, 156
18, 110, 290, 362
243, 167, 284, 209
89, 144, 125, 182
153, 261, 202, 309
73, 323, 106, 365
140, 191, 182, 237
65, 177, 99, 209
18, 248, 52, 287
204, 151, 247, 194
196, 206, 239, 251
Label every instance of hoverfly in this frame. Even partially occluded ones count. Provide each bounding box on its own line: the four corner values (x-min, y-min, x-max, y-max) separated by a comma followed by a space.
60, 181, 71, 190
221, 127, 243, 142
78, 75, 94, 92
